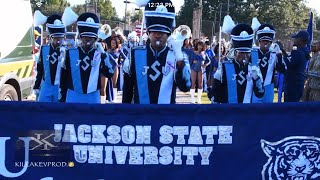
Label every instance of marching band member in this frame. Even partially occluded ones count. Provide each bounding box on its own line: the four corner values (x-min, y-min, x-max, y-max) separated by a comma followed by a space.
59, 12, 114, 103
251, 24, 286, 103
98, 24, 112, 103
33, 12, 66, 102
116, 31, 139, 96
122, 0, 191, 104
190, 41, 211, 104
128, 31, 139, 48
207, 23, 265, 103
106, 36, 121, 102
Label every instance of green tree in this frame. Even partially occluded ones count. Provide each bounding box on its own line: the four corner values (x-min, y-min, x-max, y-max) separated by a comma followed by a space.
98, 0, 117, 21
123, 11, 131, 23
176, 0, 198, 29
72, 4, 86, 16
130, 9, 143, 24
247, 0, 310, 38
31, 0, 69, 15
177, 0, 312, 41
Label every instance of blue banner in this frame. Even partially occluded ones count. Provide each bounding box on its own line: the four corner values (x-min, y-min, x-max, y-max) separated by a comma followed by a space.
0, 102, 320, 180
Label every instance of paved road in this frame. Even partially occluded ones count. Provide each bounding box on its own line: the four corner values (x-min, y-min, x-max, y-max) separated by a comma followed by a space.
110, 90, 192, 104
25, 90, 194, 104
176, 91, 192, 104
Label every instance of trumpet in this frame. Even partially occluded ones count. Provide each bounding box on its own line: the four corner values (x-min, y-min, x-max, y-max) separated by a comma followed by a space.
172, 25, 192, 42
98, 24, 111, 40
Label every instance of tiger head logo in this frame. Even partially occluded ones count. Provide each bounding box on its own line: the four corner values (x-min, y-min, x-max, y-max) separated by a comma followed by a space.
261, 136, 320, 180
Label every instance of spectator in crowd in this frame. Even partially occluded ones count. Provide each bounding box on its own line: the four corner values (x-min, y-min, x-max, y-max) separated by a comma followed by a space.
302, 41, 320, 101
281, 30, 310, 102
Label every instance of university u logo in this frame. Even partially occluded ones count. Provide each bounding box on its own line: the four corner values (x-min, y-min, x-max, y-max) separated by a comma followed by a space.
0, 137, 31, 178
261, 136, 320, 180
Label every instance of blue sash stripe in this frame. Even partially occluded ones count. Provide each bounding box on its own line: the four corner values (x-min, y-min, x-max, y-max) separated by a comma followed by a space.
277, 73, 284, 103
69, 49, 83, 94
42, 45, 51, 84
251, 48, 259, 66
225, 63, 238, 104
135, 49, 150, 104
264, 83, 274, 103
66, 89, 100, 103
252, 83, 274, 103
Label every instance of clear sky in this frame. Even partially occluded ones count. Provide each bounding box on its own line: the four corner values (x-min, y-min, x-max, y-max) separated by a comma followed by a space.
305, 0, 320, 15
67, 0, 320, 18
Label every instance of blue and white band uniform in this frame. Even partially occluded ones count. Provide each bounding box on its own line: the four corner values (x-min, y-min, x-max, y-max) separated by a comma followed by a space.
34, 44, 65, 102
225, 61, 253, 103
122, 45, 191, 104
60, 46, 114, 103
251, 48, 286, 103
208, 58, 265, 104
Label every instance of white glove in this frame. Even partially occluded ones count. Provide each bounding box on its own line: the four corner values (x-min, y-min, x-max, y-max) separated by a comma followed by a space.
169, 39, 184, 61
272, 43, 282, 54
250, 66, 263, 81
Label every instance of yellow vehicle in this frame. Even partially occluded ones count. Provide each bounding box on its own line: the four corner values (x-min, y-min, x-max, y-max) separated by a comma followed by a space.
0, 0, 35, 101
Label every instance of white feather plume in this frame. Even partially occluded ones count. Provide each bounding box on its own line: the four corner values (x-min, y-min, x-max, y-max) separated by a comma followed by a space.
134, 0, 150, 7
34, 10, 47, 26
62, 7, 78, 27
222, 15, 236, 34
251, 17, 261, 32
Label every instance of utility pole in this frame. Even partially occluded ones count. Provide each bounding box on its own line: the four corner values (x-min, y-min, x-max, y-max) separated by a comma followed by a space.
85, 0, 89, 12
135, 8, 142, 24
192, 0, 203, 39
213, 11, 216, 34
95, 0, 97, 14
199, 0, 202, 38
227, 0, 230, 15
124, 0, 128, 24
124, 0, 132, 31
219, 3, 223, 28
